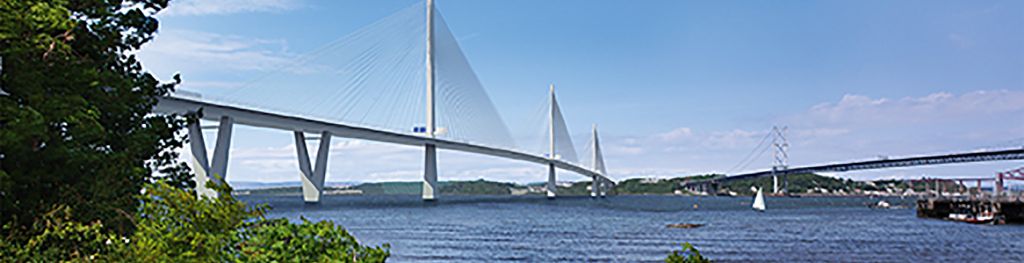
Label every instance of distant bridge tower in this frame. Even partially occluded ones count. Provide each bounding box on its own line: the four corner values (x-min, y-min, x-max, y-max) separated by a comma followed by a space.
771, 125, 789, 194
547, 84, 558, 199
590, 124, 607, 198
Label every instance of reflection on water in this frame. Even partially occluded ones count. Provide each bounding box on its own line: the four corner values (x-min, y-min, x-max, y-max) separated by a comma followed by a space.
239, 195, 1024, 262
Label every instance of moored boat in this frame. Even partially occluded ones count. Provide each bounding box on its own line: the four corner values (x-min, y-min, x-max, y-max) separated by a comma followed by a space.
948, 212, 997, 224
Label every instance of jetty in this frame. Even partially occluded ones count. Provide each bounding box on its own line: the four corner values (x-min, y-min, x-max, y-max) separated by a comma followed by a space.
915, 171, 1024, 224
917, 196, 1024, 224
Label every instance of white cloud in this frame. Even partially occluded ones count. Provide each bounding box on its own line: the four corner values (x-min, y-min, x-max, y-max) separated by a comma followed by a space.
161, 0, 302, 17
140, 29, 297, 75
656, 127, 692, 141
792, 128, 849, 138
803, 90, 1024, 126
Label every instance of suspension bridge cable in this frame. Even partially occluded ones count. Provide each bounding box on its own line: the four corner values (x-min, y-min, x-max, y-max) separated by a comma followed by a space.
726, 129, 773, 174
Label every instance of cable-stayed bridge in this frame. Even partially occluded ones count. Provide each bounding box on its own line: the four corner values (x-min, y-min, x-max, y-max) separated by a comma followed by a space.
153, 0, 613, 202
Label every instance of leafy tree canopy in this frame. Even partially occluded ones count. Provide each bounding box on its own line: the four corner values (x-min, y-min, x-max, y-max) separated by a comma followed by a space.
0, 0, 192, 237
0, 181, 390, 262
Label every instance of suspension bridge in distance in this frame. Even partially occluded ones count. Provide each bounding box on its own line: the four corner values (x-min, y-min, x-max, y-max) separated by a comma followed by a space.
153, 0, 613, 203
683, 126, 1024, 194
725, 148, 1024, 182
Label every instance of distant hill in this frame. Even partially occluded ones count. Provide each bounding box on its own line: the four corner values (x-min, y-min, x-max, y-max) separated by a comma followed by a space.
230, 181, 359, 190
606, 173, 950, 196
354, 180, 518, 195
712, 173, 951, 196
233, 173, 946, 197
718, 173, 862, 196
613, 174, 722, 195
241, 180, 539, 196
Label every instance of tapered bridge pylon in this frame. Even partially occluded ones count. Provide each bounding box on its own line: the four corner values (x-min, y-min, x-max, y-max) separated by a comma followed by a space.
422, 0, 439, 201
590, 124, 610, 197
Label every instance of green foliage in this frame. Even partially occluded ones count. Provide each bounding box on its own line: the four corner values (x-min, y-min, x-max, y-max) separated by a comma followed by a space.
0, 206, 125, 262
238, 218, 389, 262
1, 181, 390, 262
665, 243, 710, 263
125, 181, 262, 262
0, 0, 192, 237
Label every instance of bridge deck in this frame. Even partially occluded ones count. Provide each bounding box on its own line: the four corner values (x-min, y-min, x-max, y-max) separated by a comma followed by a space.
154, 96, 610, 181
722, 148, 1024, 182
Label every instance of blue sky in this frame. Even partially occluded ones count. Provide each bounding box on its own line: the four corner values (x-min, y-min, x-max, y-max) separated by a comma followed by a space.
138, 0, 1024, 185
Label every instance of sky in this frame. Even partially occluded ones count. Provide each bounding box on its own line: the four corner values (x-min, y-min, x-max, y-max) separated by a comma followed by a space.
137, 0, 1024, 185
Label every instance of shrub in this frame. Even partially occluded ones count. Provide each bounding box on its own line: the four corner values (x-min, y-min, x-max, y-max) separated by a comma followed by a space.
238, 218, 390, 262
1, 181, 389, 262
666, 242, 710, 263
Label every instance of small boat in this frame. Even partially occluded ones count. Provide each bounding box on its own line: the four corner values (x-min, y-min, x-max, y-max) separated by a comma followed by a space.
948, 213, 970, 221
666, 223, 704, 229
872, 200, 891, 209
948, 212, 996, 224
752, 187, 766, 212
964, 214, 996, 224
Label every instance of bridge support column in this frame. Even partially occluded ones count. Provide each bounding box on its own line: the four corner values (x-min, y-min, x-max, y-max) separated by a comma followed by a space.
547, 163, 556, 199
773, 175, 779, 195
996, 173, 1004, 196
295, 131, 331, 203
187, 120, 213, 198
186, 116, 233, 198
210, 116, 233, 185
590, 176, 598, 198
423, 144, 438, 201
599, 180, 607, 198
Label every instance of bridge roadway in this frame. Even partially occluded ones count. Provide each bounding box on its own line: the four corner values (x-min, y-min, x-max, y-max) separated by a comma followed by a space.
154, 96, 613, 184
723, 148, 1024, 182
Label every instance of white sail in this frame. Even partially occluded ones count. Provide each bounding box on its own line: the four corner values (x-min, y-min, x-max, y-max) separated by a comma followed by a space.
752, 187, 766, 212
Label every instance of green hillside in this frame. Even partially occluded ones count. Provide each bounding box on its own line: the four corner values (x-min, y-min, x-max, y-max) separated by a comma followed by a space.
719, 173, 863, 195
613, 174, 722, 195
357, 180, 517, 195
236, 173, 940, 197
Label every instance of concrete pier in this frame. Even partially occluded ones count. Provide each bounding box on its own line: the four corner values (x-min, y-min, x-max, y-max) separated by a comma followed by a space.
917, 196, 1024, 224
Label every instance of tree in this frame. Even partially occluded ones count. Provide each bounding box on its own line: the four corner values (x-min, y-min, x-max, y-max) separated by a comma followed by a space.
1, 181, 390, 262
0, 2, 390, 262
0, 0, 191, 237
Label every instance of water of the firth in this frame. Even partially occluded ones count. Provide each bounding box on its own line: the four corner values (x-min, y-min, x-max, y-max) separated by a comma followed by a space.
239, 195, 1024, 262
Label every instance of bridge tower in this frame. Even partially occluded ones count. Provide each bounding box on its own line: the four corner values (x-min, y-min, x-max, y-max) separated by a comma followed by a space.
590, 124, 610, 198
771, 125, 789, 194
547, 84, 558, 199
422, 0, 439, 201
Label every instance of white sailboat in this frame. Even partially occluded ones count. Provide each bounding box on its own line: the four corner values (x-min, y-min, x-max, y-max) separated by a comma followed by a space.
752, 187, 766, 212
